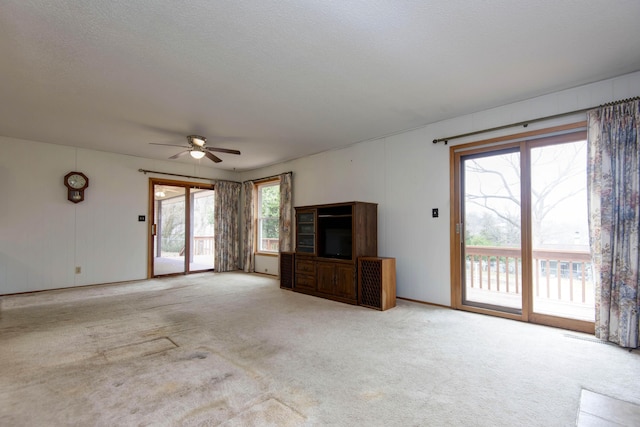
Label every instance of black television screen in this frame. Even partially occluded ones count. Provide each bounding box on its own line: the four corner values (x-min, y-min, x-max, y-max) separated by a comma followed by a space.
322, 228, 352, 259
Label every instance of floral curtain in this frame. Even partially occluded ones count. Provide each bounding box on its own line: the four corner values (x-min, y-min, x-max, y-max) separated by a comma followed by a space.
278, 172, 293, 252
242, 181, 255, 272
587, 99, 639, 348
214, 181, 241, 272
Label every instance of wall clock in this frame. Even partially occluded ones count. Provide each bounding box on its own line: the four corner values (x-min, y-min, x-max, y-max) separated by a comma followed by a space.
64, 171, 89, 203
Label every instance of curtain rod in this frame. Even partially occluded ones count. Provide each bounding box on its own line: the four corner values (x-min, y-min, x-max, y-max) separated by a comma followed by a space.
242, 171, 292, 184
433, 96, 640, 145
138, 168, 241, 183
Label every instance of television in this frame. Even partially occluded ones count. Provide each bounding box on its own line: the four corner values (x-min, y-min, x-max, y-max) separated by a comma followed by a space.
320, 227, 352, 260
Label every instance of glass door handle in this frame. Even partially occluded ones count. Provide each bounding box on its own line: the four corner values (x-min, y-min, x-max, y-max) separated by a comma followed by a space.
151, 224, 157, 236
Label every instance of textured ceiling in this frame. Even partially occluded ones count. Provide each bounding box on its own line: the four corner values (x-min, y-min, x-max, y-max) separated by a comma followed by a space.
1, 1, 640, 171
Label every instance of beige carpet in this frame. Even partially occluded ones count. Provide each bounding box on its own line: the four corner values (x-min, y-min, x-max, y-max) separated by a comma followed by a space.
1, 272, 639, 426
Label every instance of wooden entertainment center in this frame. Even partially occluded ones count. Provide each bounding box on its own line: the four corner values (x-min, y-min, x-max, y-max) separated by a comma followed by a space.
281, 201, 391, 307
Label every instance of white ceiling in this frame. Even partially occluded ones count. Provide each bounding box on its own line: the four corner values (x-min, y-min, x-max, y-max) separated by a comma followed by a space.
1, 1, 640, 171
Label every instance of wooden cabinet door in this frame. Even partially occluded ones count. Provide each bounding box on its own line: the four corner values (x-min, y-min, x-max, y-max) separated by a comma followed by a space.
316, 262, 335, 294
296, 209, 316, 255
334, 264, 356, 299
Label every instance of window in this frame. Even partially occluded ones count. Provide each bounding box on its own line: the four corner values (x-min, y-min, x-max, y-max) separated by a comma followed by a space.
256, 180, 280, 253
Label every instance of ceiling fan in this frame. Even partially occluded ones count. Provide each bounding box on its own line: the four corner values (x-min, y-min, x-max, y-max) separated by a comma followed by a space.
150, 135, 241, 163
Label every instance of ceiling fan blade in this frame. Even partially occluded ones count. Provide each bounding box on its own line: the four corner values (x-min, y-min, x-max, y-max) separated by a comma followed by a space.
169, 150, 190, 159
205, 147, 241, 155
150, 143, 190, 148
204, 151, 222, 163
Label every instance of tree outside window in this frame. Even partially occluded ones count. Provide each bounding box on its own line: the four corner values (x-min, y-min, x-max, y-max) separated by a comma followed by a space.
257, 182, 280, 252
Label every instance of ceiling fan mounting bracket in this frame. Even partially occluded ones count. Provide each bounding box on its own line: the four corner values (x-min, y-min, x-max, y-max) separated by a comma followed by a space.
187, 135, 206, 147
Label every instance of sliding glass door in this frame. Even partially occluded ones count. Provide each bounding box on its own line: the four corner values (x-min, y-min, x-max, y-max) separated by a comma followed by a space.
150, 180, 215, 277
189, 187, 215, 272
529, 139, 594, 322
452, 128, 594, 332
462, 148, 523, 313
153, 184, 187, 275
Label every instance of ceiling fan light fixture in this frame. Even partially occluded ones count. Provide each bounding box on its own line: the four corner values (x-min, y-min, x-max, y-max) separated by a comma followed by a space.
188, 135, 206, 147
190, 149, 206, 159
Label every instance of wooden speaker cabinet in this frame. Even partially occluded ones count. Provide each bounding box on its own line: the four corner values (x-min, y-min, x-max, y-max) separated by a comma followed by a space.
358, 257, 396, 310
280, 252, 295, 290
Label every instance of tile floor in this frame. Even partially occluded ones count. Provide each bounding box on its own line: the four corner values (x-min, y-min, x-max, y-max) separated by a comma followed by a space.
577, 389, 640, 426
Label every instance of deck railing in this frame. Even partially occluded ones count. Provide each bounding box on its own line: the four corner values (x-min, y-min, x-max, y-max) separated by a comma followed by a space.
465, 246, 594, 305
190, 236, 279, 255
192, 236, 214, 255
260, 238, 279, 252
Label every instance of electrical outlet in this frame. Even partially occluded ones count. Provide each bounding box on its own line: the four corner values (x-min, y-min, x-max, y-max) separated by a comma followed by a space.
432, 208, 439, 218
75, 266, 81, 274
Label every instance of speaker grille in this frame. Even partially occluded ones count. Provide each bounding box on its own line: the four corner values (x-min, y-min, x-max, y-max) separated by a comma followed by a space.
280, 252, 294, 289
360, 259, 382, 308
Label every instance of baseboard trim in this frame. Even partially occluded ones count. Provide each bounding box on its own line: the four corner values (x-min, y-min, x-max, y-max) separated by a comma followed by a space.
253, 271, 278, 278
396, 296, 452, 309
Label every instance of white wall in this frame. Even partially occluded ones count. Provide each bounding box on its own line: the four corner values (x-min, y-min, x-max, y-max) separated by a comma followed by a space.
3, 72, 638, 299
254, 256, 279, 276
242, 71, 640, 306
0, 137, 237, 294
